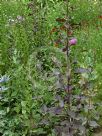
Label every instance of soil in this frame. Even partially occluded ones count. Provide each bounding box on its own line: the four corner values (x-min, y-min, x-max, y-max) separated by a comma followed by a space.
94, 130, 102, 136
94, 132, 102, 136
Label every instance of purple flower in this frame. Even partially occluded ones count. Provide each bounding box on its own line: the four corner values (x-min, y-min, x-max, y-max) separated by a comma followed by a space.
69, 38, 77, 46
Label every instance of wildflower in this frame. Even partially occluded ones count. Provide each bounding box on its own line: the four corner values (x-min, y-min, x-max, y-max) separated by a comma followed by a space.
16, 15, 25, 22
0, 75, 10, 83
69, 38, 77, 46
0, 86, 9, 91
8, 18, 15, 25
62, 38, 77, 52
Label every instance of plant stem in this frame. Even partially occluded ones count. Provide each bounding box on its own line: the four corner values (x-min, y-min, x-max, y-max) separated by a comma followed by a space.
66, 0, 71, 109
66, 0, 72, 134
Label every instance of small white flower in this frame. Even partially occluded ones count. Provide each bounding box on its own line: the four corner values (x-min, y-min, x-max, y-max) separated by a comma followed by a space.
0, 75, 10, 83
0, 86, 9, 91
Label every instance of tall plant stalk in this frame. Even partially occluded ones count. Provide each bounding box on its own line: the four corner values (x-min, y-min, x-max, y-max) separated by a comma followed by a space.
66, 0, 71, 109
66, 0, 72, 134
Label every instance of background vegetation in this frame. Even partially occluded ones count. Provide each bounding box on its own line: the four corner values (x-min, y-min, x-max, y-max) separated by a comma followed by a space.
0, 0, 102, 136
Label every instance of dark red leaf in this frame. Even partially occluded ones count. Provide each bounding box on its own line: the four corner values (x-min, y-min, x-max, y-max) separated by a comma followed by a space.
99, 15, 102, 19
62, 46, 67, 52
56, 18, 66, 22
